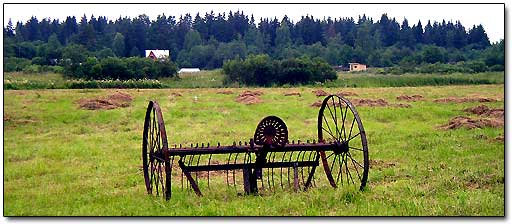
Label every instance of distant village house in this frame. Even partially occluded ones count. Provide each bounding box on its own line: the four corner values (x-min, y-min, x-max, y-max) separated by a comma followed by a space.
349, 63, 367, 72
145, 50, 170, 60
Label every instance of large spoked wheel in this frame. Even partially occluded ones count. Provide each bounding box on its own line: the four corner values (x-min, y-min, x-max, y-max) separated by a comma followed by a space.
317, 95, 369, 190
142, 101, 172, 200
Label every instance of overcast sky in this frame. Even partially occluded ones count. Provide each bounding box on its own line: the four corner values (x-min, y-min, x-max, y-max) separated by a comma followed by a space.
3, 3, 505, 43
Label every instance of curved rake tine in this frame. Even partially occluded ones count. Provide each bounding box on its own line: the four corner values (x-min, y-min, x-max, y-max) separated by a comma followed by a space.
180, 156, 185, 190
233, 153, 240, 188
195, 154, 201, 186
271, 151, 277, 189
266, 152, 272, 190
300, 150, 308, 185
280, 151, 287, 189
287, 151, 294, 188
207, 154, 212, 187
227, 153, 232, 186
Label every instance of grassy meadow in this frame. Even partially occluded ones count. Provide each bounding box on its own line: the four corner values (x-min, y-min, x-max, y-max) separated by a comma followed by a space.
3, 83, 504, 216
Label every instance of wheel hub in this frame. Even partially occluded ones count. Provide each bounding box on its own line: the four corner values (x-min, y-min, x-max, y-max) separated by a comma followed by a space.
333, 141, 349, 155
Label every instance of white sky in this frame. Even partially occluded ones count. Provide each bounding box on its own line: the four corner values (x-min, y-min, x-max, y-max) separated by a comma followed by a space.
2, 3, 505, 43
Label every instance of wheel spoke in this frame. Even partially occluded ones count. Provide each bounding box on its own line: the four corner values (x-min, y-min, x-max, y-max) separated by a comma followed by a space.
326, 152, 335, 159
349, 146, 364, 152
341, 104, 349, 141
347, 151, 362, 181
347, 117, 356, 142
347, 132, 360, 142
330, 154, 338, 174
344, 153, 354, 184
322, 112, 336, 141
322, 127, 337, 142
336, 153, 343, 184
328, 98, 341, 141
347, 151, 364, 168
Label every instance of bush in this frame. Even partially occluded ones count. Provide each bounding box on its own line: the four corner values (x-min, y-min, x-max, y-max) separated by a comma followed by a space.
63, 56, 178, 80
4, 57, 32, 72
223, 54, 336, 86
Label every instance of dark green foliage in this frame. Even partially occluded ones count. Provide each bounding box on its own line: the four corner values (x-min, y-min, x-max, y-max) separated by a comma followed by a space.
63, 56, 177, 80
4, 12, 502, 77
4, 57, 32, 72
223, 54, 336, 86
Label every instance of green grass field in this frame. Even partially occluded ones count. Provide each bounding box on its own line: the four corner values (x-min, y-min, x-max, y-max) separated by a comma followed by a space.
3, 84, 504, 216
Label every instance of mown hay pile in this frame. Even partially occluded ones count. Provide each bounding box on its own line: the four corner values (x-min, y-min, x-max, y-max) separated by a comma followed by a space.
438, 116, 503, 130
336, 91, 358, 97
236, 90, 263, 104
433, 97, 498, 103
217, 90, 234, 95
284, 92, 301, 97
77, 92, 133, 110
396, 94, 424, 102
350, 98, 411, 108
312, 89, 329, 97
463, 105, 504, 118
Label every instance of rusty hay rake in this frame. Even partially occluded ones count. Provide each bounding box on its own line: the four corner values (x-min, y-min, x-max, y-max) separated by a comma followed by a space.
142, 95, 369, 200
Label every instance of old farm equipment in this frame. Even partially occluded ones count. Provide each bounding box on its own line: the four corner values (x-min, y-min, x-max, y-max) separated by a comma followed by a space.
142, 95, 369, 200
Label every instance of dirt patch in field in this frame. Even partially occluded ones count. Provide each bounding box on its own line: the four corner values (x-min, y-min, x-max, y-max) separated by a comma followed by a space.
284, 92, 301, 97
217, 90, 234, 95
369, 159, 396, 169
336, 91, 358, 97
77, 91, 133, 110
310, 99, 347, 108
396, 94, 424, 102
463, 105, 504, 118
170, 92, 183, 97
438, 116, 503, 130
312, 89, 329, 97
433, 97, 498, 104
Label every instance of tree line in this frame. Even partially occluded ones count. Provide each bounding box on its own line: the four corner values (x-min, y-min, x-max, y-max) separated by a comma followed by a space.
3, 11, 504, 77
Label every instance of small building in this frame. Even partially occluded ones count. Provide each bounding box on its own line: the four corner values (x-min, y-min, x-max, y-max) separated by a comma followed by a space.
145, 50, 170, 60
348, 63, 367, 72
178, 68, 201, 74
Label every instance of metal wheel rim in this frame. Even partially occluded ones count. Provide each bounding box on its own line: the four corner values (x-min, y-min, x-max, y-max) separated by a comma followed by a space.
317, 95, 369, 190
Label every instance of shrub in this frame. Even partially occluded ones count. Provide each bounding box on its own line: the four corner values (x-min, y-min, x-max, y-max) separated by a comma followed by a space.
223, 54, 336, 86
4, 57, 32, 72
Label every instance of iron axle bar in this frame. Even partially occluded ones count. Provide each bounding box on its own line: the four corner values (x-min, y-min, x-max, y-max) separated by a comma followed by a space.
167, 143, 336, 156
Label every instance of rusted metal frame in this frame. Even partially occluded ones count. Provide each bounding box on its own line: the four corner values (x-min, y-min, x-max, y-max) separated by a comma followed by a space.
178, 159, 203, 196
165, 143, 336, 156
304, 152, 320, 190
183, 161, 318, 173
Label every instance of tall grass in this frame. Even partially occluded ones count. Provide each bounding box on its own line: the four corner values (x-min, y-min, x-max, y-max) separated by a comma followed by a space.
3, 71, 504, 89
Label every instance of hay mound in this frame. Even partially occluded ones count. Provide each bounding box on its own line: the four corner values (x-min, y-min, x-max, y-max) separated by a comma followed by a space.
463, 105, 504, 118
396, 94, 424, 102
351, 98, 389, 107
170, 92, 182, 97
217, 90, 234, 95
336, 91, 358, 97
236, 95, 262, 105
433, 97, 498, 103
312, 89, 329, 97
77, 91, 133, 110
284, 92, 301, 97
439, 116, 503, 130
310, 101, 323, 107
239, 90, 263, 97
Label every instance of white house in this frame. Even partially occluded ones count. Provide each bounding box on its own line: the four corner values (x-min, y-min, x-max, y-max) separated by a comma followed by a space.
178, 68, 201, 74
145, 50, 170, 60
